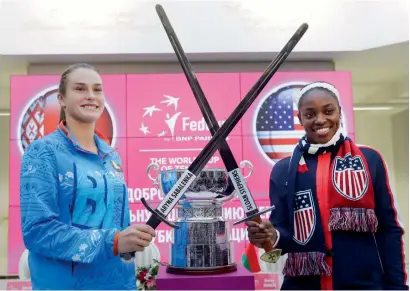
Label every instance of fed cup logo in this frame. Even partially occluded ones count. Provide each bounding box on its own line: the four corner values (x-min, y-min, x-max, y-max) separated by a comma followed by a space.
139, 95, 182, 139
254, 82, 307, 165
139, 94, 225, 142
17, 86, 117, 155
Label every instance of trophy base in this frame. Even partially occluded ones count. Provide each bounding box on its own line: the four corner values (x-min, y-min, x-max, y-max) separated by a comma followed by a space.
166, 262, 237, 275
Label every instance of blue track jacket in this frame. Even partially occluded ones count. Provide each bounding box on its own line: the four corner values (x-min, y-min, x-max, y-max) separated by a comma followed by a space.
20, 123, 136, 290
270, 145, 408, 290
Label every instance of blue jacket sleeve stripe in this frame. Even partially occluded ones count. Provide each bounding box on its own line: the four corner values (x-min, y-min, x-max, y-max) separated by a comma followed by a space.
361, 146, 408, 288
379, 156, 408, 286
20, 140, 118, 264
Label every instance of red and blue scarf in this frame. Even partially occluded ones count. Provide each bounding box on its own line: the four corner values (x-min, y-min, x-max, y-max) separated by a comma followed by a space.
283, 129, 378, 280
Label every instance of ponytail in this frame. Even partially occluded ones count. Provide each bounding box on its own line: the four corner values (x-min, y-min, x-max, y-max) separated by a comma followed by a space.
59, 107, 66, 123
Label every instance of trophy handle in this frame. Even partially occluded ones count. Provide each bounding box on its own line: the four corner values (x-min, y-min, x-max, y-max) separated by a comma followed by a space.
146, 163, 160, 187
239, 160, 253, 179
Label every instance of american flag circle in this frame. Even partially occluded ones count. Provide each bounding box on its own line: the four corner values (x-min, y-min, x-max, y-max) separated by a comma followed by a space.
254, 82, 306, 165
253, 82, 349, 165
17, 86, 116, 155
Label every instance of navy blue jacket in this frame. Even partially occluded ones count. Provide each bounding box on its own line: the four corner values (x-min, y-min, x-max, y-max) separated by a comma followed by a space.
269, 145, 408, 290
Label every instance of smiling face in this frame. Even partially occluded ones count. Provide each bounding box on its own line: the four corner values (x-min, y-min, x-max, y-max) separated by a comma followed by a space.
58, 66, 105, 124
298, 88, 341, 144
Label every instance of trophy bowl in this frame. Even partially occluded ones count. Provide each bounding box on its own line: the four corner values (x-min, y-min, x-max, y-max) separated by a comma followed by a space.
146, 160, 253, 203
146, 162, 253, 275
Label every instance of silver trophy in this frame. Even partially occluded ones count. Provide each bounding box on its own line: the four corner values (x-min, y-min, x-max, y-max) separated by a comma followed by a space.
146, 161, 253, 275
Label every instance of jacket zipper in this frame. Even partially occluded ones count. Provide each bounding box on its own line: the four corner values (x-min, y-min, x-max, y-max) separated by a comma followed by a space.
70, 163, 78, 276
69, 163, 78, 217
372, 233, 385, 274
120, 184, 126, 228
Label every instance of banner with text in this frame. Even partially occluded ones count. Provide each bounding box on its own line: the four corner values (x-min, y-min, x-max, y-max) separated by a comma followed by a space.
8, 71, 353, 274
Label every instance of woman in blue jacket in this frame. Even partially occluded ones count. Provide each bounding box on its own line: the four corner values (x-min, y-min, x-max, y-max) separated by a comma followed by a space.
20, 63, 155, 290
246, 81, 408, 290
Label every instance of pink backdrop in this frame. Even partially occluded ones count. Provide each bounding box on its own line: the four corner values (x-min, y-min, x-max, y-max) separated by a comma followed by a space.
8, 71, 354, 274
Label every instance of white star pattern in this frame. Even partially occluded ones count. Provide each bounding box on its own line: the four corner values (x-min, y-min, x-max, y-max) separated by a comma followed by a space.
139, 123, 150, 135
160, 95, 180, 110
143, 105, 161, 117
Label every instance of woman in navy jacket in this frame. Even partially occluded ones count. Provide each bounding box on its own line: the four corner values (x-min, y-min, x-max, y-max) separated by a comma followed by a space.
246, 81, 408, 290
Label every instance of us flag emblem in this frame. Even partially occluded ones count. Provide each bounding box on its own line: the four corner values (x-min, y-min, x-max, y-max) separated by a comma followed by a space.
255, 83, 306, 164
332, 154, 369, 201
293, 190, 315, 245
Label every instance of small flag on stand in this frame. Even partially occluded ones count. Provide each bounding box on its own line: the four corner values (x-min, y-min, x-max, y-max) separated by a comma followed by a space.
242, 243, 261, 273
